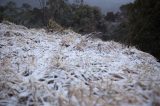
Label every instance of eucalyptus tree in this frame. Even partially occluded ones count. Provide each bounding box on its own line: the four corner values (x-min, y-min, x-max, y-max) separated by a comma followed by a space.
3, 1, 19, 23
125, 0, 160, 60
38, 0, 48, 25
47, 0, 72, 26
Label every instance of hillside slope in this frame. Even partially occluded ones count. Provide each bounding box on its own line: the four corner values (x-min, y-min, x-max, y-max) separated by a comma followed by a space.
0, 22, 160, 106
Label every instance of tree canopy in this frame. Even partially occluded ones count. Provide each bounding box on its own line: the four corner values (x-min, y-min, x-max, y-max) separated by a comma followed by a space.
124, 0, 160, 60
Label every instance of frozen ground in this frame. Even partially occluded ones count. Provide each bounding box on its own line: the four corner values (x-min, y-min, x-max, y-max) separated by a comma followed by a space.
0, 22, 160, 106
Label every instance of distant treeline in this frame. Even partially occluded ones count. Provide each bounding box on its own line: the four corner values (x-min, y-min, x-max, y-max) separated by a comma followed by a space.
0, 0, 159, 60
0, 0, 120, 32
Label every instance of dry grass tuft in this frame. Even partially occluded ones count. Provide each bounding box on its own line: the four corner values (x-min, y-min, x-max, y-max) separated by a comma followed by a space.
75, 39, 87, 51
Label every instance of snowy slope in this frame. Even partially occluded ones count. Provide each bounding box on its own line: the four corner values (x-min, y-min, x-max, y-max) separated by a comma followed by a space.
0, 22, 160, 106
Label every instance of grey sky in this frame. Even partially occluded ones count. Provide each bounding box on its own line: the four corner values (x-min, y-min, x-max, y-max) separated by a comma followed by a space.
84, 0, 134, 13
0, 0, 134, 13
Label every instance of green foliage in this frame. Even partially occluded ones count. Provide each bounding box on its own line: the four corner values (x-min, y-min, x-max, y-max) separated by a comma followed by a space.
47, 0, 103, 33
125, 0, 160, 60
0, 1, 45, 28
2, 1, 19, 23
72, 5, 102, 33
0, 6, 4, 22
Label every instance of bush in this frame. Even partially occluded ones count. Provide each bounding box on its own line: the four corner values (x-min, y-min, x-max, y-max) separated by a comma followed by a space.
47, 19, 63, 31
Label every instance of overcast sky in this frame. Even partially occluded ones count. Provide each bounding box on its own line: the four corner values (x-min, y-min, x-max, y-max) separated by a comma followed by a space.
83, 0, 134, 13
0, 0, 134, 13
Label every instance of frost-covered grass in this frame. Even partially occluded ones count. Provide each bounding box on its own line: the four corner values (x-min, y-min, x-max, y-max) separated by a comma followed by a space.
0, 22, 160, 106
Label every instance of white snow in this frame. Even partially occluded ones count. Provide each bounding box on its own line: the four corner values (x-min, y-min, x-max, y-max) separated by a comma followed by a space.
0, 22, 160, 106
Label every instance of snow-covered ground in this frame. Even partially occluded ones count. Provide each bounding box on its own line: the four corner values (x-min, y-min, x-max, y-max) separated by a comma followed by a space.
0, 22, 160, 106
